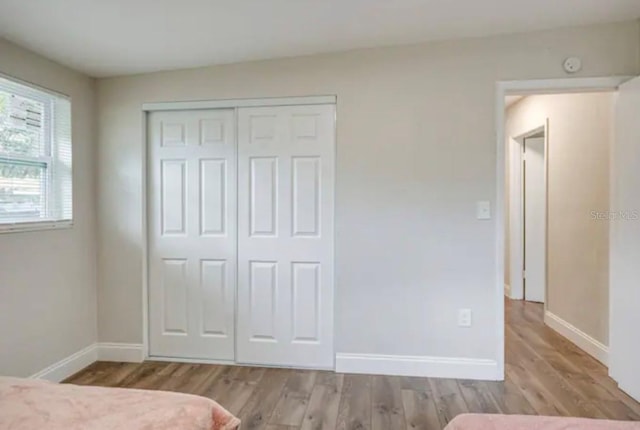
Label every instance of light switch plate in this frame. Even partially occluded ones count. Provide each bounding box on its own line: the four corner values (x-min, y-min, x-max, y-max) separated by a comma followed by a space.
476, 201, 491, 220
458, 309, 472, 327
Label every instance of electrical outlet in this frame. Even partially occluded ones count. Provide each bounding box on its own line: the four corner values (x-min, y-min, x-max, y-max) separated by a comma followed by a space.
458, 308, 472, 327
476, 201, 491, 220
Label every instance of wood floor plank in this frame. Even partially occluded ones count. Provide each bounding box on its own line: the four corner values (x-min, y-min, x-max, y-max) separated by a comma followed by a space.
115, 361, 172, 389
483, 379, 536, 415
506, 361, 568, 416
398, 376, 432, 392
316, 370, 343, 390
155, 363, 219, 394
265, 426, 298, 430
237, 368, 290, 430
457, 379, 501, 414
65, 361, 126, 386
201, 366, 266, 415
509, 328, 609, 419
335, 374, 372, 430
372, 375, 406, 430
506, 300, 640, 420
401, 388, 440, 430
270, 370, 318, 426
300, 374, 343, 430
429, 378, 468, 427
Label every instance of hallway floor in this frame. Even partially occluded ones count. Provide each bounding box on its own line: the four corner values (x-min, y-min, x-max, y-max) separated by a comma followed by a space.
66, 299, 640, 429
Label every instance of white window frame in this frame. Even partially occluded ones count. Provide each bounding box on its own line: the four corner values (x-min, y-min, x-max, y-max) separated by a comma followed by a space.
0, 73, 72, 233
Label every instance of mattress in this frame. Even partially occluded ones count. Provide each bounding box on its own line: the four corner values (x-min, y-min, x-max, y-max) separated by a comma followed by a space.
0, 376, 240, 430
445, 414, 640, 429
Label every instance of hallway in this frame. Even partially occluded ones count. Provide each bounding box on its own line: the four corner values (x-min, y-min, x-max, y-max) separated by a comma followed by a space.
505, 298, 639, 419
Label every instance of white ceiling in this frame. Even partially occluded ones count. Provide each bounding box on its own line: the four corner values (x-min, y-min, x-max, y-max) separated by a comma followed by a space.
1, 0, 639, 78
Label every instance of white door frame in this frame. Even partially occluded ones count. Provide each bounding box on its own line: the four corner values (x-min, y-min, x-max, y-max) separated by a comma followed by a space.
495, 77, 631, 380
141, 95, 337, 363
508, 123, 548, 302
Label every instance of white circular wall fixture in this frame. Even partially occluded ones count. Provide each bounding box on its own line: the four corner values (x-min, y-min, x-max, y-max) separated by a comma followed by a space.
563, 57, 582, 74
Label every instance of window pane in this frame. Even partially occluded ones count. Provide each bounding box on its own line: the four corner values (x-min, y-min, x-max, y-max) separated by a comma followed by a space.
0, 161, 46, 220
0, 91, 45, 157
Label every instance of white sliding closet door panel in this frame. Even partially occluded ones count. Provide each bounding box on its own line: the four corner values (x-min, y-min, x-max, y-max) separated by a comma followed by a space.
148, 109, 236, 360
237, 104, 335, 368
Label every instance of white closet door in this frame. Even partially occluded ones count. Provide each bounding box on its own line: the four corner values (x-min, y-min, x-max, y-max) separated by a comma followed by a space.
148, 109, 236, 360
237, 104, 335, 368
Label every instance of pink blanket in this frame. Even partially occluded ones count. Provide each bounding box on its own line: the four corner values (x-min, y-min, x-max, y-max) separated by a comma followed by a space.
0, 377, 240, 430
446, 414, 640, 429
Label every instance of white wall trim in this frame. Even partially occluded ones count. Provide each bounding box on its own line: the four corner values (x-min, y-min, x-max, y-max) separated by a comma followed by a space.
141, 110, 150, 363
504, 283, 511, 297
97, 343, 145, 363
544, 311, 609, 365
499, 77, 634, 95
148, 356, 235, 365
29, 343, 145, 382
495, 76, 629, 381
29, 344, 98, 382
335, 353, 500, 380
142, 95, 337, 111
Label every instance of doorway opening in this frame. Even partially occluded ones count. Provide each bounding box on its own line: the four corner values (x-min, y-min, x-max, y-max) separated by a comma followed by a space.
503, 90, 614, 373
507, 124, 547, 304
496, 76, 640, 403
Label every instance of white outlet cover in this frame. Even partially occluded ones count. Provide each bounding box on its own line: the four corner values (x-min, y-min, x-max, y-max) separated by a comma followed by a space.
476, 201, 491, 220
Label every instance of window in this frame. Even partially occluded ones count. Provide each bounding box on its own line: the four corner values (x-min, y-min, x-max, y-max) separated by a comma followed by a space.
0, 75, 72, 232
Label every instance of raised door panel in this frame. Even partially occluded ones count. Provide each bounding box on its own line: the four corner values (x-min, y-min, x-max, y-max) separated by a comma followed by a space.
249, 261, 278, 341
200, 159, 227, 236
249, 114, 277, 144
250, 157, 278, 237
291, 113, 320, 143
292, 157, 321, 237
161, 121, 186, 147
161, 259, 188, 334
291, 262, 321, 342
199, 118, 225, 145
200, 260, 228, 337
161, 160, 186, 235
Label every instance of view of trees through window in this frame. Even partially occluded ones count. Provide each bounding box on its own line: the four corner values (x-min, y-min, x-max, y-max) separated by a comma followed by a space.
0, 91, 47, 220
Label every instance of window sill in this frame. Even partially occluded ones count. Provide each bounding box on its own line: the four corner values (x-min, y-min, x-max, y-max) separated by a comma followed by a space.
0, 219, 73, 234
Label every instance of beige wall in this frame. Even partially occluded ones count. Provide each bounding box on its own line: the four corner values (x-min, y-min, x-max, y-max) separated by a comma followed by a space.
0, 39, 97, 376
96, 21, 639, 361
505, 93, 613, 344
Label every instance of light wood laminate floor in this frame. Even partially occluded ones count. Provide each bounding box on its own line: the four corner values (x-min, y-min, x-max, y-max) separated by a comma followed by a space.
66, 299, 640, 429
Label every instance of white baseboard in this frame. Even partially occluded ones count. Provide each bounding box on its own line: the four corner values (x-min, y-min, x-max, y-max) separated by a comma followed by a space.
31, 345, 500, 382
335, 353, 500, 380
30, 344, 98, 382
504, 283, 512, 297
97, 343, 145, 363
29, 342, 144, 382
148, 356, 235, 365
544, 311, 609, 365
